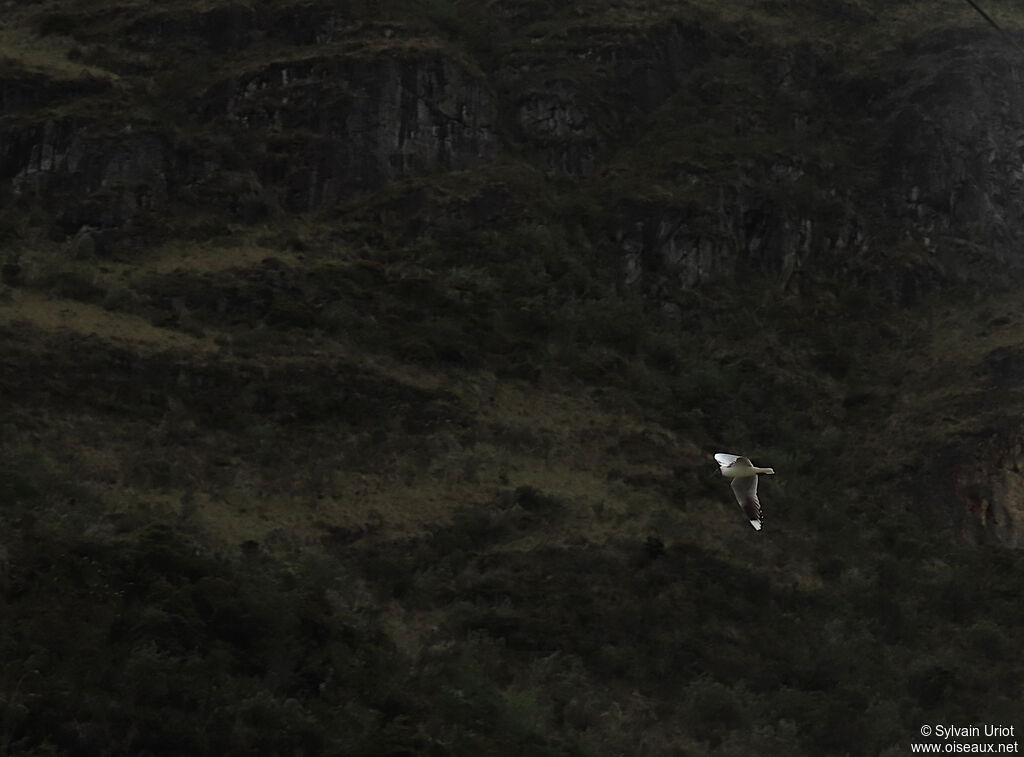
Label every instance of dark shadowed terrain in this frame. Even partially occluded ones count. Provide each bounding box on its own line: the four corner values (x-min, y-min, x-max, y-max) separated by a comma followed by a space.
1, 0, 1023, 754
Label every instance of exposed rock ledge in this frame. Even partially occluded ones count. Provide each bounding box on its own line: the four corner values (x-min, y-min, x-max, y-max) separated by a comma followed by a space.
949, 429, 1024, 548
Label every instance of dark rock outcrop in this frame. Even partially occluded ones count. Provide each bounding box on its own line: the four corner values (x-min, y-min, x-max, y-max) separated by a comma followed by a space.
505, 21, 713, 175
948, 429, 1024, 549
200, 53, 497, 210
4, 119, 169, 232
883, 36, 1024, 255
3, 4, 1024, 298
0, 51, 497, 225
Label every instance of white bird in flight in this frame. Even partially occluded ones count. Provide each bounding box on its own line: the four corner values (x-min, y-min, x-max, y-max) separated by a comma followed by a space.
714, 453, 774, 531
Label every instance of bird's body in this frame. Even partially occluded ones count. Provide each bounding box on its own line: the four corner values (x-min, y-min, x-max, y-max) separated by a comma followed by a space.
714, 453, 774, 531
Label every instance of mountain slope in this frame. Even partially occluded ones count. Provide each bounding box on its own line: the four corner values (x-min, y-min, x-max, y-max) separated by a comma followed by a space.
1, 1, 1023, 755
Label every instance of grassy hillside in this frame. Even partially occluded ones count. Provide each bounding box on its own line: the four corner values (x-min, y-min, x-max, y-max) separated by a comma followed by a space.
2, 0, 1023, 755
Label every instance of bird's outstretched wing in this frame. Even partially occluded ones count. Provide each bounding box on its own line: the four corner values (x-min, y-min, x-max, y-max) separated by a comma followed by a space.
716, 453, 754, 470
730, 475, 763, 531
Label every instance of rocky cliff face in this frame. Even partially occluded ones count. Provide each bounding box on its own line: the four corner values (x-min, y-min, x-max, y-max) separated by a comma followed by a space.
8, 120, 170, 231
610, 31, 1024, 304
949, 430, 1024, 549
935, 341, 1024, 548
2, 56, 496, 229
200, 53, 497, 211
503, 20, 713, 175
4, 4, 1021, 282
884, 33, 1024, 256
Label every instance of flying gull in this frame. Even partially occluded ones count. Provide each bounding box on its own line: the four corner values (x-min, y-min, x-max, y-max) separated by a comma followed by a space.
714, 453, 774, 531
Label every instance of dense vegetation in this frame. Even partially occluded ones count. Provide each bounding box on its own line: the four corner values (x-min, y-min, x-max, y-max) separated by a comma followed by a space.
2, 0, 1024, 755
